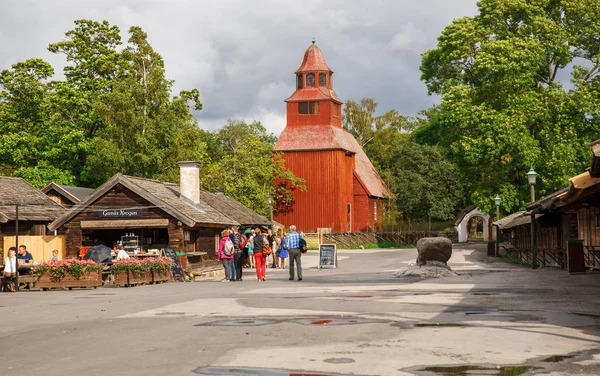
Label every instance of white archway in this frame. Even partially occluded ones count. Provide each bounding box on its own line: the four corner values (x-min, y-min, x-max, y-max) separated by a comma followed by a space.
455, 207, 491, 242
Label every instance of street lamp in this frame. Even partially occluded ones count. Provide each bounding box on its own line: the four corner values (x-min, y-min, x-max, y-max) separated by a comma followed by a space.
527, 167, 537, 203
494, 194, 501, 220
266, 193, 274, 229
527, 167, 538, 270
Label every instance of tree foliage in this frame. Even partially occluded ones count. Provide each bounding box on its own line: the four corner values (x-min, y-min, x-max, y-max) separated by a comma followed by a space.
419, 0, 600, 214
199, 120, 305, 216
344, 98, 464, 222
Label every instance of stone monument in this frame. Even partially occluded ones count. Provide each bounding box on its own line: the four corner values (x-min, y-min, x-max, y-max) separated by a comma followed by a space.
395, 237, 458, 277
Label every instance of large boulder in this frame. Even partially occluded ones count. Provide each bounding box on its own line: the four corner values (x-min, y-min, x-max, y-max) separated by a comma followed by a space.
416, 237, 452, 266
394, 237, 457, 278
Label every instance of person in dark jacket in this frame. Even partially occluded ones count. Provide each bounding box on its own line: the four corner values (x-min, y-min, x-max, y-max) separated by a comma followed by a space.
252, 228, 266, 281
230, 227, 244, 281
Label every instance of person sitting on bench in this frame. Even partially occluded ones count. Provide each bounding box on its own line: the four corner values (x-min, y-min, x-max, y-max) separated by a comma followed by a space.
17, 245, 33, 275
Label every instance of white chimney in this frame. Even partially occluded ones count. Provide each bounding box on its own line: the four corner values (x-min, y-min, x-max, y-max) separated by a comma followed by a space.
178, 161, 200, 205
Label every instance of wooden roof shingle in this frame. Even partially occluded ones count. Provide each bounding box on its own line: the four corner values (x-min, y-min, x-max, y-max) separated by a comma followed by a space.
199, 191, 271, 227
0, 177, 65, 223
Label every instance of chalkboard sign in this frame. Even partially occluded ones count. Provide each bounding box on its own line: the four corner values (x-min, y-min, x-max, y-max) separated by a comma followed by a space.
162, 248, 184, 280
318, 244, 337, 268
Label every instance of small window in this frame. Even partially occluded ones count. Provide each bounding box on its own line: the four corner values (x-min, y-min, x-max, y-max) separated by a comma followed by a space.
333, 104, 339, 116
299, 102, 318, 114
297, 74, 303, 90
306, 73, 315, 87
299, 102, 309, 114
319, 73, 327, 87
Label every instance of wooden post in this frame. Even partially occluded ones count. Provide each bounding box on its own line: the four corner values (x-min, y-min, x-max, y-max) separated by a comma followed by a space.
14, 204, 19, 291
531, 212, 537, 269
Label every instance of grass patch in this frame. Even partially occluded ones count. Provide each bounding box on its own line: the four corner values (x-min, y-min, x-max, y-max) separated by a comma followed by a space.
421, 365, 539, 376
503, 253, 544, 268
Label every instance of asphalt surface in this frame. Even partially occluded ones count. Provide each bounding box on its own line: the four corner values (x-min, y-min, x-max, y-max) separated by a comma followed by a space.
1, 243, 600, 376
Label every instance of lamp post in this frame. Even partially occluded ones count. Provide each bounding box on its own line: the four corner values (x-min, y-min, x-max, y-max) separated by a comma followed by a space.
266, 193, 274, 230
527, 167, 538, 269
527, 167, 537, 203
494, 194, 501, 221
494, 195, 501, 257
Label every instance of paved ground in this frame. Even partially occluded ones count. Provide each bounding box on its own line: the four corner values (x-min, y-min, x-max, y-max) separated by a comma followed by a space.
1, 243, 600, 376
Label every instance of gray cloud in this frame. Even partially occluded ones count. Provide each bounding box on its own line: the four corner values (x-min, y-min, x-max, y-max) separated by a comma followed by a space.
1, 0, 478, 135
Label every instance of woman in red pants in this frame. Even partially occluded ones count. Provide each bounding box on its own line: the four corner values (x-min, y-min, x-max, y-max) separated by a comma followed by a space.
252, 228, 266, 281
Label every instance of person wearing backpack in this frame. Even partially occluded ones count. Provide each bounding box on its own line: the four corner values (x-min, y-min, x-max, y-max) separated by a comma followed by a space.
231, 227, 245, 281
218, 229, 234, 282
286, 225, 304, 281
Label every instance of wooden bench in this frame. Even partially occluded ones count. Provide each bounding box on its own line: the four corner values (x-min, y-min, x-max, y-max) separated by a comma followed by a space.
1, 274, 36, 291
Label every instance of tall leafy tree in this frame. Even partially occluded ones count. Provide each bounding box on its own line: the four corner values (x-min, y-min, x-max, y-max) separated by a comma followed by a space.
419, 0, 600, 214
200, 120, 304, 216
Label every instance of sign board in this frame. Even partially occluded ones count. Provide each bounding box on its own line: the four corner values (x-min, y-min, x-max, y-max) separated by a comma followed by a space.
318, 244, 337, 268
99, 209, 142, 218
162, 248, 184, 280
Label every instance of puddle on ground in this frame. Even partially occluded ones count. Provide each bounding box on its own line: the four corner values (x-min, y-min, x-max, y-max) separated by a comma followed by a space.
540, 355, 574, 363
414, 323, 471, 328
195, 319, 276, 326
197, 317, 388, 327
193, 366, 347, 375
155, 311, 185, 316
323, 358, 354, 364
419, 365, 540, 376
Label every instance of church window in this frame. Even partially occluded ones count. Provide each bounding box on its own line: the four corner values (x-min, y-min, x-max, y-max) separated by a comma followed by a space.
319, 73, 327, 87
298, 101, 319, 114
333, 104, 339, 116
306, 73, 315, 87
297, 74, 303, 90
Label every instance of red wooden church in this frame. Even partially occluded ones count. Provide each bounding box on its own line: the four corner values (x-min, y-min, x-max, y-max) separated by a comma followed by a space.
274, 42, 391, 233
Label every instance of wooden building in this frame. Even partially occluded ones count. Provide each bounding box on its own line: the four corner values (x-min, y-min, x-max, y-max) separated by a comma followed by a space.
198, 191, 271, 230
42, 182, 94, 208
48, 162, 268, 260
274, 42, 391, 233
0, 177, 65, 262
496, 140, 600, 269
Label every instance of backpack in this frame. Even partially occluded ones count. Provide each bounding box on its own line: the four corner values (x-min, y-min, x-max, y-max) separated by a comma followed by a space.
299, 238, 308, 254
223, 238, 234, 256
238, 234, 248, 250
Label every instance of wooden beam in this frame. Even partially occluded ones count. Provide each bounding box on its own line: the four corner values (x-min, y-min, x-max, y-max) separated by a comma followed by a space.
81, 219, 169, 229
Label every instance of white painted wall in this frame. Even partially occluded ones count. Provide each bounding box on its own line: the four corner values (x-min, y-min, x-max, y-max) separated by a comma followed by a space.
455, 207, 491, 242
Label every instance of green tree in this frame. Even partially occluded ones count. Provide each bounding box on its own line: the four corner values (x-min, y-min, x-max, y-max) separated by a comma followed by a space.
200, 120, 304, 216
86, 26, 206, 185
419, 0, 600, 214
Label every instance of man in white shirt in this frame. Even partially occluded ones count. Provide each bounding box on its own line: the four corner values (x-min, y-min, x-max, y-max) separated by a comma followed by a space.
114, 244, 130, 260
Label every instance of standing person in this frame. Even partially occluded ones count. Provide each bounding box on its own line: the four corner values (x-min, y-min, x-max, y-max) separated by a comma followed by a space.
228, 227, 238, 281
247, 232, 255, 268
266, 229, 276, 268
278, 232, 289, 269
252, 228, 266, 281
2, 247, 17, 292
286, 225, 303, 281
231, 227, 244, 281
218, 229, 234, 282
50, 249, 59, 262
17, 245, 33, 275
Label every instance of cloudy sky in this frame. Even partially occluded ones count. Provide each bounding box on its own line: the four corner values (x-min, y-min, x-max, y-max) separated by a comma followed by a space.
1, 0, 478, 135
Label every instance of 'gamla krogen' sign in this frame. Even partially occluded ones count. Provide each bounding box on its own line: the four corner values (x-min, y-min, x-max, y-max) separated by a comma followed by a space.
99, 209, 142, 218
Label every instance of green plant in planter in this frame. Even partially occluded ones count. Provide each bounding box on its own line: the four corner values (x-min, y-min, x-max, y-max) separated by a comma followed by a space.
34, 259, 102, 282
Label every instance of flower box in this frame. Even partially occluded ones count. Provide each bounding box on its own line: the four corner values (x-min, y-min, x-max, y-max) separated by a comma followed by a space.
34, 259, 103, 291
113, 270, 152, 287
151, 270, 172, 284
37, 271, 102, 290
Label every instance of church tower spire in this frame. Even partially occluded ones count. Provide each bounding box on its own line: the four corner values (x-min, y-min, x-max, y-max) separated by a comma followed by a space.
284, 43, 342, 128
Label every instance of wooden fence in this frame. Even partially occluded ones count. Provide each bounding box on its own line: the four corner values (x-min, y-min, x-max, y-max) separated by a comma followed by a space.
315, 231, 458, 249
3, 235, 66, 262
